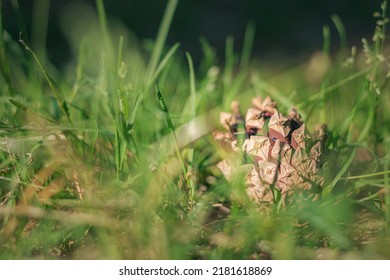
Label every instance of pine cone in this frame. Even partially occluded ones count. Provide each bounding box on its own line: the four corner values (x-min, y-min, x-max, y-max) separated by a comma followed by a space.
215, 96, 326, 206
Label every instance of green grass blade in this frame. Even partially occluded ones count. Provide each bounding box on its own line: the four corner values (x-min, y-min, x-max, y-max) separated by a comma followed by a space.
0, 0, 12, 91
223, 35, 235, 94
145, 0, 178, 87
128, 91, 142, 131
186, 52, 196, 203
117, 36, 124, 70
297, 67, 372, 106
386, 159, 389, 230
96, 0, 113, 54
339, 84, 368, 138
240, 21, 255, 69
155, 85, 183, 162
331, 15, 347, 52
70, 39, 87, 102
199, 37, 217, 72
322, 25, 331, 55
19, 35, 71, 123
150, 42, 180, 84
343, 170, 390, 180
186, 53, 196, 125
155, 85, 189, 192
9, 98, 57, 125
9, 98, 27, 111
323, 147, 356, 195
115, 128, 127, 178
357, 92, 375, 143
31, 0, 50, 61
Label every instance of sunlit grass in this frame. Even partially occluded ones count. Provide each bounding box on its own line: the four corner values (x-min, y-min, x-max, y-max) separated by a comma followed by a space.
1, 0, 390, 259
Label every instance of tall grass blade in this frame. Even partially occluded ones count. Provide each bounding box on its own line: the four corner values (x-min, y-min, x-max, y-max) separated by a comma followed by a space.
117, 36, 124, 70
320, 24, 331, 124
145, 0, 178, 87
0, 0, 12, 91
385, 135, 390, 234
223, 35, 235, 96
70, 39, 87, 102
19, 35, 71, 123
150, 42, 180, 83
322, 25, 331, 55
31, 0, 50, 62
240, 21, 255, 69
331, 15, 347, 52
96, 0, 117, 116
199, 37, 217, 72
95, 0, 113, 54
186, 52, 196, 203
155, 85, 189, 198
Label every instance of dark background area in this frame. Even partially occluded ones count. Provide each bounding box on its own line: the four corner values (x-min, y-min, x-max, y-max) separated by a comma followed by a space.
1, 0, 383, 66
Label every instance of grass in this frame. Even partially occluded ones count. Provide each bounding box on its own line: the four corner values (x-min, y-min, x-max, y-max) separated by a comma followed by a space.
1, 0, 390, 259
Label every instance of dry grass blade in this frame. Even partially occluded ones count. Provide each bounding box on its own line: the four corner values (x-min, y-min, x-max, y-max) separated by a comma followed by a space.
0, 205, 118, 228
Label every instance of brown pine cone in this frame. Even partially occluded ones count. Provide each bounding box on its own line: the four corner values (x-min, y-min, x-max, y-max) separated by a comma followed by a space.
214, 97, 326, 207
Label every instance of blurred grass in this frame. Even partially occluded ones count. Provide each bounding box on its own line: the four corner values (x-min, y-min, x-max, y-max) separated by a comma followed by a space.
1, 0, 390, 259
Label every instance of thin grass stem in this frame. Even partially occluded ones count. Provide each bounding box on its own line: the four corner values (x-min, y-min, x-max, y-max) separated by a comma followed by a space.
342, 170, 390, 180
18, 36, 72, 124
